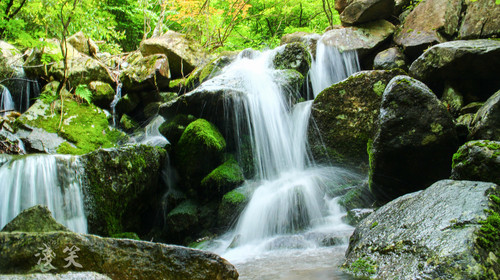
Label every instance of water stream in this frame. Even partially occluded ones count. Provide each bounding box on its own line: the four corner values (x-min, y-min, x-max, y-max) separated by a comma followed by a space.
0, 84, 15, 115
203, 40, 361, 278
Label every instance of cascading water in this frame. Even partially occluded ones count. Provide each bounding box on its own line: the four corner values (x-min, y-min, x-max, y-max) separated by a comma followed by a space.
0, 154, 87, 233
110, 83, 122, 127
0, 84, 15, 115
202, 42, 360, 279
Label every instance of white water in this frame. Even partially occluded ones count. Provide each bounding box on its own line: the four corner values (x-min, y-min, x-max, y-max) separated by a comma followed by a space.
130, 115, 170, 147
0, 85, 15, 115
201, 44, 360, 279
110, 83, 122, 127
310, 40, 360, 97
0, 154, 87, 233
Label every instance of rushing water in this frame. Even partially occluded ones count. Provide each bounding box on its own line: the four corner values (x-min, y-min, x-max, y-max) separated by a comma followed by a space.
0, 154, 87, 233
202, 42, 361, 278
0, 85, 15, 115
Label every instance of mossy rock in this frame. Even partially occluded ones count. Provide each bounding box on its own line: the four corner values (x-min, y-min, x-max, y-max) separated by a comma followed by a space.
17, 97, 124, 155
451, 140, 500, 185
111, 232, 141, 240
159, 114, 196, 145
89, 81, 115, 109
174, 118, 226, 191
82, 145, 166, 236
217, 188, 250, 230
166, 200, 199, 234
119, 114, 138, 132
1, 205, 69, 233
201, 158, 244, 199
184, 55, 234, 92
273, 42, 311, 77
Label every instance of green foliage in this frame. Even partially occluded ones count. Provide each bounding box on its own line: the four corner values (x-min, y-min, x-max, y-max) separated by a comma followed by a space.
347, 257, 377, 278
74, 84, 92, 104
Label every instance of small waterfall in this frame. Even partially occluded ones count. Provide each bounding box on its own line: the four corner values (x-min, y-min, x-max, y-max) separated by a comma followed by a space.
0, 154, 87, 233
309, 40, 360, 97
130, 115, 170, 147
0, 84, 15, 115
110, 83, 122, 127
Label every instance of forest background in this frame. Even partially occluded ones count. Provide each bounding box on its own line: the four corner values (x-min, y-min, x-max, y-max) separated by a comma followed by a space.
0, 0, 340, 54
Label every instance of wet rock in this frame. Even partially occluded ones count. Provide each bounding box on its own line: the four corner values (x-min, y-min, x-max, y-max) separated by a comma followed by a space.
0, 272, 111, 280
451, 140, 500, 185
409, 40, 500, 102
16, 127, 66, 154
0, 41, 23, 80
158, 114, 196, 145
81, 145, 166, 236
279, 32, 320, 56
217, 188, 249, 230
67, 31, 99, 56
459, 0, 500, 39
394, 0, 462, 58
321, 20, 395, 58
140, 31, 211, 78
119, 52, 170, 92
200, 158, 244, 199
166, 200, 200, 234
369, 76, 458, 203
470, 89, 500, 141
1, 205, 69, 233
339, 0, 395, 25
89, 81, 115, 110
344, 180, 500, 280
183, 55, 235, 93
273, 42, 311, 77
373, 47, 407, 71
309, 69, 404, 168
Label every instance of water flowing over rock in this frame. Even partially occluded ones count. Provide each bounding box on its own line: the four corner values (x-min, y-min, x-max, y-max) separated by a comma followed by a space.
458, 0, 500, 39
369, 75, 458, 203
344, 180, 500, 280
339, 0, 395, 25
451, 140, 500, 185
309, 69, 404, 168
320, 20, 395, 59
409, 40, 500, 102
140, 31, 211, 79
0, 154, 87, 233
393, 0, 462, 57
470, 89, 500, 141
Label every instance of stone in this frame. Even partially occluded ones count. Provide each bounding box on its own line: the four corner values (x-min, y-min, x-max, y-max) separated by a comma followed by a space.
217, 188, 250, 229
16, 127, 66, 154
200, 158, 245, 199
309, 69, 405, 168
345, 208, 374, 226
0, 41, 23, 79
459, 0, 500, 39
114, 92, 140, 116
279, 32, 320, 56
273, 42, 311, 77
343, 180, 500, 280
67, 31, 99, 56
158, 114, 196, 145
373, 47, 407, 71
394, 0, 462, 58
441, 83, 464, 117
183, 55, 234, 92
409, 39, 500, 102
1, 205, 69, 233
321, 20, 395, 58
0, 272, 111, 280
470, 89, 500, 141
0, 231, 239, 279
81, 145, 166, 236
339, 0, 395, 25
119, 52, 170, 92
140, 31, 211, 79
89, 81, 115, 110
119, 114, 138, 132
369, 75, 458, 203
166, 200, 200, 234
451, 140, 500, 185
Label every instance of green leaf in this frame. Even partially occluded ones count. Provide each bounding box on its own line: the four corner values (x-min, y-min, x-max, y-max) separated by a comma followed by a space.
75, 84, 93, 104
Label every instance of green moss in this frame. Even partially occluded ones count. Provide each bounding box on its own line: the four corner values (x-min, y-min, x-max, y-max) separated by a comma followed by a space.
477, 195, 500, 252
372, 81, 386, 96
201, 158, 244, 196
346, 257, 377, 278
222, 189, 247, 204
111, 232, 140, 240
177, 118, 225, 151
370, 221, 379, 229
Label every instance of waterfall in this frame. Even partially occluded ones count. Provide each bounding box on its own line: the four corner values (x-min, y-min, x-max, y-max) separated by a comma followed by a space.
110, 83, 122, 127
309, 40, 360, 97
0, 84, 15, 115
0, 154, 87, 233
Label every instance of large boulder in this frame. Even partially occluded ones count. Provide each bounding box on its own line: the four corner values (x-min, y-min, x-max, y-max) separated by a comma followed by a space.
200, 158, 245, 199
88, 81, 116, 110
81, 145, 166, 236
273, 42, 311, 77
0, 231, 238, 279
339, 0, 395, 25
309, 69, 404, 168
409, 40, 500, 102
451, 140, 500, 185
393, 0, 462, 58
0, 41, 23, 79
217, 188, 250, 230
470, 89, 500, 141
67, 31, 99, 56
373, 47, 407, 71
183, 55, 235, 93
459, 0, 500, 39
119, 52, 170, 93
1, 205, 69, 233
343, 180, 500, 280
140, 31, 211, 79
369, 76, 458, 203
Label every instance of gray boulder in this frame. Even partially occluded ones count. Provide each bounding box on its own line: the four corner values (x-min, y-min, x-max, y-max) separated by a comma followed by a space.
67, 31, 99, 56
409, 40, 500, 102
119, 52, 170, 93
373, 47, 407, 71
309, 69, 404, 169
344, 180, 500, 280
339, 0, 395, 25
459, 0, 500, 39
470, 89, 500, 141
369, 76, 458, 203
451, 140, 500, 185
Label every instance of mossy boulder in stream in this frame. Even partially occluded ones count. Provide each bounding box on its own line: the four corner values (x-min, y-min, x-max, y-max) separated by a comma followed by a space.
81, 145, 166, 236
158, 114, 196, 145
273, 42, 311, 77
451, 140, 500, 185
174, 118, 226, 191
200, 158, 244, 199
343, 180, 500, 279
217, 188, 250, 230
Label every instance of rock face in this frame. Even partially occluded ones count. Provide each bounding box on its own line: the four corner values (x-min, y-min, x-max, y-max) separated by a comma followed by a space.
321, 20, 395, 58
409, 40, 500, 102
459, 0, 500, 39
339, 0, 395, 25
0, 41, 23, 79
140, 31, 210, 79
344, 180, 500, 280
369, 76, 458, 203
394, 0, 462, 57
67, 31, 99, 56
0, 232, 238, 279
470, 89, 500, 141
451, 140, 500, 185
81, 145, 166, 236
119, 52, 170, 92
373, 47, 407, 71
1, 205, 69, 233
309, 69, 404, 168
